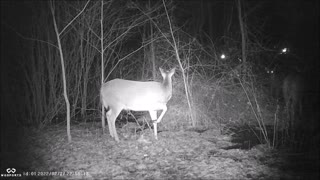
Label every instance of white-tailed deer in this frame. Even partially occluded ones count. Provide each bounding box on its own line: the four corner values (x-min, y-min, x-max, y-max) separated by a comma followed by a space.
100, 68, 175, 142
265, 66, 283, 100
282, 72, 304, 130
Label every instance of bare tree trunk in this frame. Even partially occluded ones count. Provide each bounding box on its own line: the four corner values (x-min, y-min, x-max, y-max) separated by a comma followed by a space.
237, 0, 246, 64
49, 0, 90, 142
50, 2, 72, 142
162, 0, 195, 126
148, 0, 156, 80
100, 0, 105, 133
151, 27, 156, 80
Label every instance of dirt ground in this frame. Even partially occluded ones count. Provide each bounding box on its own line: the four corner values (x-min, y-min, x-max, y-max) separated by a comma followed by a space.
4, 122, 319, 180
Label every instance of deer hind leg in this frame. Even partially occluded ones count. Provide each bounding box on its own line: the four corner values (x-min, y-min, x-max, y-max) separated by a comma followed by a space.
105, 109, 113, 137
289, 101, 295, 130
106, 107, 122, 142
292, 98, 303, 130
284, 97, 294, 132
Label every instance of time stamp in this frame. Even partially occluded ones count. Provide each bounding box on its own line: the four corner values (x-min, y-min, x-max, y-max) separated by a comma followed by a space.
1, 170, 88, 178
23, 171, 88, 176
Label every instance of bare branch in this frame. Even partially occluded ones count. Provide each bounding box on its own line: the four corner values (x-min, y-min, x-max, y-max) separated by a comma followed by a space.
2, 21, 58, 49
59, 0, 91, 36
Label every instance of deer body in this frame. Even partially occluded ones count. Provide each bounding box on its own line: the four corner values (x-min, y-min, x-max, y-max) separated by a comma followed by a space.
282, 72, 304, 129
100, 68, 175, 142
270, 72, 283, 100
265, 67, 285, 100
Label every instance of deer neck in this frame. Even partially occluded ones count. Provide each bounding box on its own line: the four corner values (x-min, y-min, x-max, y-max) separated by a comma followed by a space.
162, 76, 173, 101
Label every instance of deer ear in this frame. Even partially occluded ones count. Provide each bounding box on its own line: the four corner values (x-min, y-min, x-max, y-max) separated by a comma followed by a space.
170, 68, 175, 75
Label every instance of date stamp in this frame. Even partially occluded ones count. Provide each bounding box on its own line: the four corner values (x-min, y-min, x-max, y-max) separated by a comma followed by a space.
22, 171, 88, 177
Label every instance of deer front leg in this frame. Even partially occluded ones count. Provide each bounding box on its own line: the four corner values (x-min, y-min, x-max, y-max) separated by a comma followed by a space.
149, 111, 158, 140
149, 105, 168, 140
